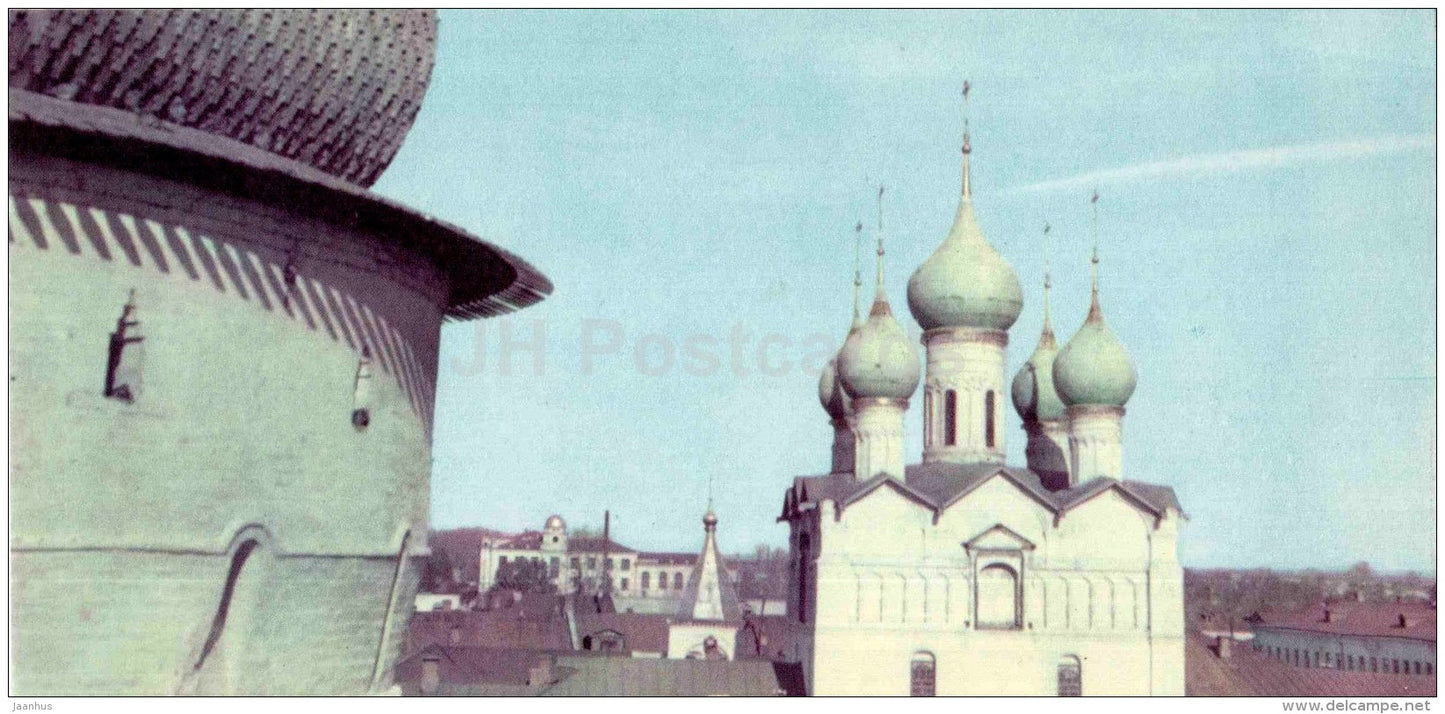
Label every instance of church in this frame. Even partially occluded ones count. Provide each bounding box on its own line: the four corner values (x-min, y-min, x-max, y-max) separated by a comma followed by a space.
778, 89, 1186, 696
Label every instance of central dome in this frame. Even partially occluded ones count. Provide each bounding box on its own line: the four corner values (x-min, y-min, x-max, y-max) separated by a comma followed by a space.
8, 9, 437, 187
907, 170, 1023, 332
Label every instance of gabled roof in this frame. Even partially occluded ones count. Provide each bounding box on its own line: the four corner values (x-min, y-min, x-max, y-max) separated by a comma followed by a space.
574, 611, 672, 655
782, 462, 1182, 525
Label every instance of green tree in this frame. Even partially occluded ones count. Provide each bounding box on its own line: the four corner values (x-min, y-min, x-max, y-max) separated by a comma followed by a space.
493, 558, 558, 594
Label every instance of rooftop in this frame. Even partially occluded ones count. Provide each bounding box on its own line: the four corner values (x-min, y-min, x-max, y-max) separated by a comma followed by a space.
1186, 631, 1437, 697
1254, 601, 1437, 643
783, 461, 1182, 523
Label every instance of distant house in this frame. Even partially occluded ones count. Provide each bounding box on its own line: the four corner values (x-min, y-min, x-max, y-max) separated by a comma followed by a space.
1248, 602, 1436, 677
407, 597, 571, 652
394, 646, 804, 696
393, 645, 570, 696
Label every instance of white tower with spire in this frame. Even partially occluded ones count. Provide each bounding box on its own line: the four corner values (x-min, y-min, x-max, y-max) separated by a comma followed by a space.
1011, 225, 1072, 489
1053, 194, 1137, 481
906, 83, 1023, 465
837, 190, 921, 481
818, 222, 866, 473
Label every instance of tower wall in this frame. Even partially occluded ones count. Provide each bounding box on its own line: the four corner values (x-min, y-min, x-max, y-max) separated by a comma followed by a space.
1067, 405, 1125, 481
829, 418, 855, 473
1024, 420, 1072, 490
852, 398, 907, 480
9, 152, 443, 694
921, 328, 1007, 465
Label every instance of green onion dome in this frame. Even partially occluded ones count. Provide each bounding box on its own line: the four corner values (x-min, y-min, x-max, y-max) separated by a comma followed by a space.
906, 148, 1022, 332
837, 299, 921, 401
1052, 297, 1136, 408
1012, 322, 1066, 422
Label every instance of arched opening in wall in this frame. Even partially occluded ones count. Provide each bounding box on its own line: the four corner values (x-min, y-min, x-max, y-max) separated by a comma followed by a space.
975, 563, 1019, 630
944, 390, 957, 446
370, 529, 413, 692
797, 533, 811, 624
984, 390, 996, 448
923, 391, 933, 444
910, 651, 936, 696
187, 534, 271, 694
1057, 655, 1082, 696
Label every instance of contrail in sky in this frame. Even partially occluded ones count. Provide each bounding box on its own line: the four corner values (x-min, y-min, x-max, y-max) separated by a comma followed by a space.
1002, 134, 1434, 195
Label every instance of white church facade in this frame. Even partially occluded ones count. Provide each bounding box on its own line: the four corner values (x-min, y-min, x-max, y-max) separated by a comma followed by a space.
779, 88, 1186, 696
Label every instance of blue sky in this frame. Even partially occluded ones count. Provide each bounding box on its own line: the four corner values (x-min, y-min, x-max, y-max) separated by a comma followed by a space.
372, 10, 1436, 572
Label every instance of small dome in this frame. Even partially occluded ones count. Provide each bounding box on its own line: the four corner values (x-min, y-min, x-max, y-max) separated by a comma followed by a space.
907, 194, 1023, 332
544, 515, 566, 531
702, 508, 718, 528
1053, 302, 1136, 408
817, 356, 849, 420
1012, 329, 1066, 422
838, 301, 921, 400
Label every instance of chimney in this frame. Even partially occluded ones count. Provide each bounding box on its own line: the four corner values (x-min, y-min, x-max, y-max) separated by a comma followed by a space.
420, 656, 441, 696
527, 656, 556, 687
1397, 613, 1416, 628
1323, 609, 1334, 623
1215, 636, 1233, 659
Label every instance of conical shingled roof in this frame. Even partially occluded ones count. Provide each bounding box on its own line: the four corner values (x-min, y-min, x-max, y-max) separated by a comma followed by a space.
676, 507, 740, 622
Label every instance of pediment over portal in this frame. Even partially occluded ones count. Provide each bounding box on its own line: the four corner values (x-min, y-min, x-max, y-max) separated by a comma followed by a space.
962, 523, 1035, 552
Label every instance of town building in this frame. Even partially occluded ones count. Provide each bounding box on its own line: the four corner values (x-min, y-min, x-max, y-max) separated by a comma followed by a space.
8, 10, 550, 695
778, 89, 1185, 695
1248, 601, 1436, 677
477, 514, 734, 606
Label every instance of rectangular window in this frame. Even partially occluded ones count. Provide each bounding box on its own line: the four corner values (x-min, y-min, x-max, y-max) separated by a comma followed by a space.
570, 557, 580, 570
621, 558, 631, 571
621, 577, 629, 591
587, 557, 597, 570
549, 557, 559, 577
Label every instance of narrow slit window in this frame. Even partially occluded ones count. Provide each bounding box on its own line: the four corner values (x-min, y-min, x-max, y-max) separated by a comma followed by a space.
944, 390, 957, 446
104, 290, 145, 402
984, 390, 996, 448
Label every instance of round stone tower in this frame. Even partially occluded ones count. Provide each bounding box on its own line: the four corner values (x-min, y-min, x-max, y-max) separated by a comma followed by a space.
8, 10, 551, 695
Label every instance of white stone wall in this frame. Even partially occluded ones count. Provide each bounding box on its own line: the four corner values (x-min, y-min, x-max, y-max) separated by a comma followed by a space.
1067, 405, 1125, 481
9, 153, 440, 694
921, 328, 1008, 465
853, 398, 907, 480
798, 475, 1184, 695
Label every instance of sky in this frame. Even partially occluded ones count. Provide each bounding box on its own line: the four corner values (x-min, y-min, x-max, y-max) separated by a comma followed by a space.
371, 10, 1437, 573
